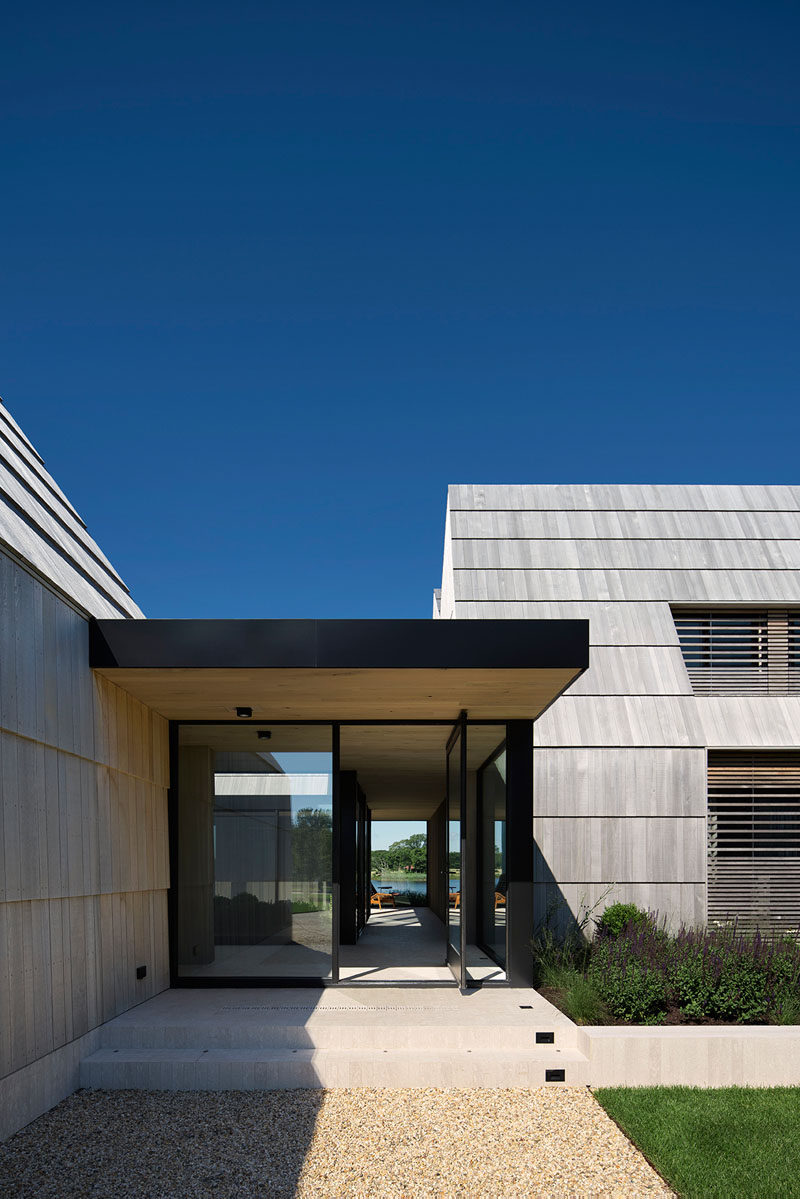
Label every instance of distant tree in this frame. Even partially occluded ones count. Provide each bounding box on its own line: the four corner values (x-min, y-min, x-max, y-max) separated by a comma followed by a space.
370, 849, 389, 872
292, 808, 332, 882
448, 850, 461, 871
380, 833, 427, 872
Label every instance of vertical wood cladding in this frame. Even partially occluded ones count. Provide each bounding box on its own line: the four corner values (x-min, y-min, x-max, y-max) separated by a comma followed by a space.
0, 551, 169, 1084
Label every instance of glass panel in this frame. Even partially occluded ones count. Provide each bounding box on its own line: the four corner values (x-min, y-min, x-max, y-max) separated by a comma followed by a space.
447, 728, 462, 963
371, 819, 428, 901
176, 724, 333, 979
479, 746, 507, 967
338, 724, 451, 984
355, 796, 363, 934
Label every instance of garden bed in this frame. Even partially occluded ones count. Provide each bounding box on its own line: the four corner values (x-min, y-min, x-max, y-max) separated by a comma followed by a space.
534, 902, 800, 1027
538, 987, 749, 1027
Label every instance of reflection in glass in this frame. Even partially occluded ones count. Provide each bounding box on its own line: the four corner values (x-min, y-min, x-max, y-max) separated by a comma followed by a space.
177, 725, 332, 979
447, 728, 462, 958
479, 746, 507, 967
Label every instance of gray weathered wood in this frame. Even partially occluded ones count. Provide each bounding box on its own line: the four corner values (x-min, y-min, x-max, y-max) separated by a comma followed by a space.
0, 527, 168, 1097
441, 482, 800, 940
0, 407, 142, 618
448, 482, 800, 512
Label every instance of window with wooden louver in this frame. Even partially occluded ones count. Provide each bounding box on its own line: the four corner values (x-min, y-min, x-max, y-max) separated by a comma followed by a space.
673, 608, 800, 695
708, 752, 800, 937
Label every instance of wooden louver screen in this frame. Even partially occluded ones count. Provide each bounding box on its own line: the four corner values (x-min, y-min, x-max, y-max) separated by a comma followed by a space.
708, 752, 800, 936
673, 609, 800, 696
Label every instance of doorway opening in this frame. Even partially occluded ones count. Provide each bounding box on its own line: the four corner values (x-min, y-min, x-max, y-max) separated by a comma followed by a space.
171, 719, 515, 986
340, 817, 450, 983
339, 723, 508, 985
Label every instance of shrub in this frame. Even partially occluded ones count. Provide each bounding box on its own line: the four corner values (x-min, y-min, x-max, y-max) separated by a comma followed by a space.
390, 890, 429, 906
775, 989, 800, 1025
214, 891, 291, 944
708, 948, 769, 1023
669, 954, 716, 1020
540, 903, 800, 1026
589, 931, 669, 1021
665, 923, 800, 1024
534, 897, 800, 1026
596, 902, 651, 940
771, 942, 800, 1023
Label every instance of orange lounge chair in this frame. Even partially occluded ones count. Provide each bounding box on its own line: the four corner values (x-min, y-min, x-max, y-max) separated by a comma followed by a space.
370, 884, 399, 909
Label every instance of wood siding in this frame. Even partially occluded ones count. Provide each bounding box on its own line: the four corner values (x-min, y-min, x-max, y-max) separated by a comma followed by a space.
0, 401, 142, 618
440, 483, 800, 932
0, 552, 169, 1097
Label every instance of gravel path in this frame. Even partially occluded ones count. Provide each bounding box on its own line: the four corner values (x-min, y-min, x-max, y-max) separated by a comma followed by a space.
0, 1088, 671, 1198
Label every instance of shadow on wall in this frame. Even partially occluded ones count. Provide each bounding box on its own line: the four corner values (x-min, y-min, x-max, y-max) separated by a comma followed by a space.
534, 843, 576, 941
533, 843, 617, 943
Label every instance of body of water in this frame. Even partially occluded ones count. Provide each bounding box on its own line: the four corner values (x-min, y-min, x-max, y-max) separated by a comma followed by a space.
374, 877, 461, 898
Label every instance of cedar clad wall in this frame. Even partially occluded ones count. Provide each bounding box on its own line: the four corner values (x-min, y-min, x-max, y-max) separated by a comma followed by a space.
439, 484, 800, 933
0, 402, 168, 1140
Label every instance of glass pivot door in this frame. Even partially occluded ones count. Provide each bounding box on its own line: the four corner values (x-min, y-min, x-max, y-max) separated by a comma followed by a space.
446, 714, 468, 987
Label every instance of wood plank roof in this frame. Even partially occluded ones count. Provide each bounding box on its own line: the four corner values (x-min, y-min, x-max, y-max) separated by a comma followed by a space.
0, 400, 143, 618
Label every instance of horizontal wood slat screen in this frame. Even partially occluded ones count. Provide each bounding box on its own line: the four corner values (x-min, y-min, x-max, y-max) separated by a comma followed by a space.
674, 608, 800, 695
708, 752, 800, 936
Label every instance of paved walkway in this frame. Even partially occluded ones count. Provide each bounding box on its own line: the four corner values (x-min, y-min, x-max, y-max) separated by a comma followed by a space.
0, 1087, 671, 1197
340, 907, 505, 983
340, 906, 453, 982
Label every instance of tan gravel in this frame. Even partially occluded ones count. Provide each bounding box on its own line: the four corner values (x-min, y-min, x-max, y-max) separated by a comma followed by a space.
0, 1087, 671, 1198
296, 1089, 671, 1198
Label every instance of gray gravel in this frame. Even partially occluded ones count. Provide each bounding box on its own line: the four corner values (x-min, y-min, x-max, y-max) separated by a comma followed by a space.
0, 1088, 671, 1198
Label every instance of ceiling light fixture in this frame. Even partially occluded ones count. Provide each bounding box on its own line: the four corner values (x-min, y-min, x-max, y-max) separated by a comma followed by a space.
235, 706, 253, 719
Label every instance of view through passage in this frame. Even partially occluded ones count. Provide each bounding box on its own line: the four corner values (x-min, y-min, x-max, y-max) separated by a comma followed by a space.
176, 724, 333, 979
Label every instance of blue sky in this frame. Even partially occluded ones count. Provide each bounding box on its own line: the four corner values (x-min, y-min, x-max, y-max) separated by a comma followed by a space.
370, 821, 426, 855
2, 2, 799, 617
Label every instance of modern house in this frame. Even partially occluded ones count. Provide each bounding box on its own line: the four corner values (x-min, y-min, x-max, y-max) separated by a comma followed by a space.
438, 485, 800, 938
1, 398, 799, 1135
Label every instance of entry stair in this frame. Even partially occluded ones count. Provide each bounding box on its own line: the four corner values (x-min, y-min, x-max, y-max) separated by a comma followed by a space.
81, 986, 588, 1090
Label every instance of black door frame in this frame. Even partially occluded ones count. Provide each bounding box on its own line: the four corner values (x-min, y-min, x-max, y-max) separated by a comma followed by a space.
476, 738, 508, 971
445, 711, 469, 987
168, 716, 532, 988
505, 721, 535, 988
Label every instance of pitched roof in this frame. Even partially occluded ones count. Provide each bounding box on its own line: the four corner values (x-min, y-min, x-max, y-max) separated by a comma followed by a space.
444, 482, 800, 608
0, 400, 143, 618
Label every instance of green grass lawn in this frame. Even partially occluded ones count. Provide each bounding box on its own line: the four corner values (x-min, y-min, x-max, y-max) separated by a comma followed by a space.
372, 871, 426, 882
594, 1086, 800, 1197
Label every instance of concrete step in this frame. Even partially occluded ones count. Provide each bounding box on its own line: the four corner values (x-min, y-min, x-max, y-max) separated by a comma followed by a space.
96, 1019, 577, 1053
80, 1046, 589, 1090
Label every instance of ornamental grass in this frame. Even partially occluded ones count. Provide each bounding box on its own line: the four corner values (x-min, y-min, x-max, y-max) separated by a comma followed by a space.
534, 902, 800, 1025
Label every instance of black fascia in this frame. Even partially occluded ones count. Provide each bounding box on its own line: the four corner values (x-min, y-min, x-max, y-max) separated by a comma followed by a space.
89, 618, 589, 672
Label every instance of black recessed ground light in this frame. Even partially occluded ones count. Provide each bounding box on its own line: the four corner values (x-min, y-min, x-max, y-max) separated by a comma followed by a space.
236, 706, 253, 719
257, 730, 272, 740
